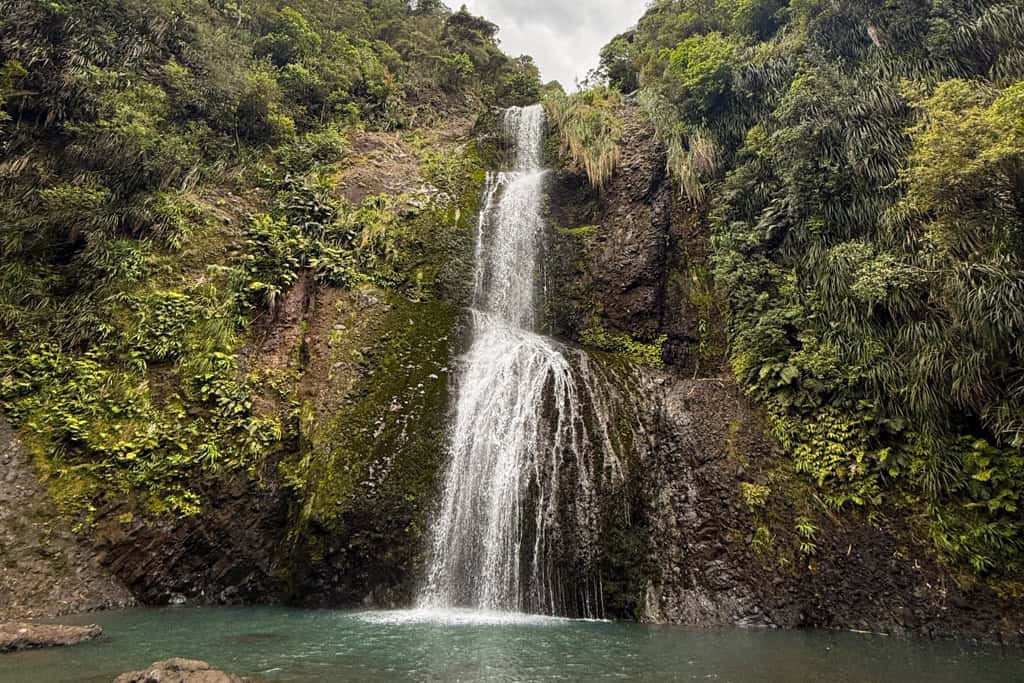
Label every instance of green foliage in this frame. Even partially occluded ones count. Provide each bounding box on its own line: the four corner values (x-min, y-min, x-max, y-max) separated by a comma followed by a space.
0, 0, 516, 523
545, 87, 624, 191
494, 55, 543, 108
0, 59, 26, 122
795, 515, 818, 556
740, 481, 771, 509
434, 52, 475, 93
131, 291, 197, 361
901, 79, 1024, 259
663, 32, 739, 118
771, 406, 885, 510
599, 31, 640, 93
254, 7, 323, 67
249, 135, 485, 302
580, 325, 666, 368
642, 30, 739, 201
751, 523, 775, 558
615, 0, 1024, 579
0, 333, 282, 521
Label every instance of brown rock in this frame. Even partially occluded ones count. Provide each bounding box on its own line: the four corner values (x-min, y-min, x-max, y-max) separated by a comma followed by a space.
0, 622, 102, 652
113, 657, 253, 683
0, 418, 133, 621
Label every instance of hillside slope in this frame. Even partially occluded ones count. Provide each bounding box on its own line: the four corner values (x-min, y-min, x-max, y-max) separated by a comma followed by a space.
0, 0, 531, 615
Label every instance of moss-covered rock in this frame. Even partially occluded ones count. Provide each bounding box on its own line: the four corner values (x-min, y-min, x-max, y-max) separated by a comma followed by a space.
282, 288, 459, 605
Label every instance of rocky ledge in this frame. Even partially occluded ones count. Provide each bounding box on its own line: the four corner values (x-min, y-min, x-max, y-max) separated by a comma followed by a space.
114, 658, 254, 683
0, 622, 102, 652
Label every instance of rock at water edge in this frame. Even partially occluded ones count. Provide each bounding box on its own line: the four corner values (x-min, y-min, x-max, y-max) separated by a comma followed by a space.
0, 622, 103, 652
113, 657, 254, 683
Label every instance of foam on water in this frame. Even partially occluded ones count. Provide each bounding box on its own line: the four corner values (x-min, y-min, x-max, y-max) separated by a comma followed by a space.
355, 607, 568, 627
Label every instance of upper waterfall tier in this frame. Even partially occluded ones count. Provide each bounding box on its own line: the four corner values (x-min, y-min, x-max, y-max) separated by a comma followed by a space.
471, 170, 547, 331
503, 104, 545, 172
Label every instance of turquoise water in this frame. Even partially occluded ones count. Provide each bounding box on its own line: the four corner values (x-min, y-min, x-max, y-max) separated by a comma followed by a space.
1, 607, 1022, 682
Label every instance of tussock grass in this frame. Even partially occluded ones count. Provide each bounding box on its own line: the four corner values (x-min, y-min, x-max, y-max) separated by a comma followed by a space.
544, 87, 624, 192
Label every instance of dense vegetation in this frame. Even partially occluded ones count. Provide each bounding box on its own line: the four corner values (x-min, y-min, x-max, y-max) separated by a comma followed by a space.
3, 0, 1023, 615
576, 0, 1024, 583
0, 0, 539, 518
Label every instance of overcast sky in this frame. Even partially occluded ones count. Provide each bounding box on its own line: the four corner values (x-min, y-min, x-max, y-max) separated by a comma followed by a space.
460, 1, 648, 90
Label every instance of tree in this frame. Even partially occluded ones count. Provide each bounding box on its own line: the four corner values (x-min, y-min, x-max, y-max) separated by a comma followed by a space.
599, 31, 640, 93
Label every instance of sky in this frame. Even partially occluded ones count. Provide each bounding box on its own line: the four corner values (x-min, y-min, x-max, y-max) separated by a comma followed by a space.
460, 1, 649, 90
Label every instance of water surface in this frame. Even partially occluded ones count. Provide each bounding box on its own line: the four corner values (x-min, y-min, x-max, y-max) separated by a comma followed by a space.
2, 607, 1022, 682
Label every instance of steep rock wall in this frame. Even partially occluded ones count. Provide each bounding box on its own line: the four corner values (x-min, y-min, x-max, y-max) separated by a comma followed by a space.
0, 419, 133, 619
4, 107, 1022, 645
0, 121, 483, 618
546, 107, 723, 371
547, 107, 1024, 643
641, 375, 1023, 642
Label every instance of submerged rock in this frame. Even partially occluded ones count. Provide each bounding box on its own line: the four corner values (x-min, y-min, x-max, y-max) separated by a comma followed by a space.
0, 622, 102, 652
113, 658, 253, 683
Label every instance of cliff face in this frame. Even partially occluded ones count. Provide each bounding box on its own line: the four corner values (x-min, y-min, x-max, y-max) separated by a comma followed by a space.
546, 107, 1024, 643
545, 107, 725, 372
0, 418, 133, 620
546, 111, 672, 343
641, 374, 1023, 641
0, 120, 483, 616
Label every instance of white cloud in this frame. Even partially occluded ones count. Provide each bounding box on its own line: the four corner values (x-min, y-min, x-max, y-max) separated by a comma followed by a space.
460, 1, 648, 90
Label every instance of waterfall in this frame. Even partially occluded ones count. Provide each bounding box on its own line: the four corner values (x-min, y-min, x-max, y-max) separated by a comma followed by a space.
418, 105, 641, 617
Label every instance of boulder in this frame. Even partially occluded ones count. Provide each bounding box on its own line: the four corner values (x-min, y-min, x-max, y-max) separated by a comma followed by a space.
113, 658, 253, 683
0, 622, 103, 652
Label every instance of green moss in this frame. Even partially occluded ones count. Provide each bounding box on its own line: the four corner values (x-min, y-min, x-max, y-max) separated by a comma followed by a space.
556, 224, 599, 238
277, 133, 487, 560
580, 325, 666, 368
278, 290, 459, 596
286, 293, 454, 521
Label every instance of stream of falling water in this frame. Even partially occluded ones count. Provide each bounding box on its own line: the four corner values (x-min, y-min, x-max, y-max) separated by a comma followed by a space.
417, 105, 637, 617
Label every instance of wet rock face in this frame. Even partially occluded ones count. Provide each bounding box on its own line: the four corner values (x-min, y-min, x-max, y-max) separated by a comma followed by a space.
63, 284, 455, 612
1, 413, 288, 617
537, 104, 1024, 640
547, 111, 1024, 642
0, 622, 102, 652
113, 658, 252, 683
547, 109, 673, 343
638, 377, 771, 628
585, 113, 672, 341
637, 375, 1024, 642
0, 419, 133, 621
89, 470, 289, 608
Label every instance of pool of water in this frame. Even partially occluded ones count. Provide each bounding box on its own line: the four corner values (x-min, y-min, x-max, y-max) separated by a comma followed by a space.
1, 607, 1021, 682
